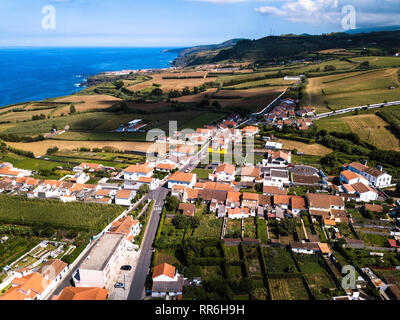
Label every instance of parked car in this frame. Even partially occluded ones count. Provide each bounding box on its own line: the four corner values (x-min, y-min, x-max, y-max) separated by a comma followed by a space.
120, 265, 132, 271
114, 282, 125, 288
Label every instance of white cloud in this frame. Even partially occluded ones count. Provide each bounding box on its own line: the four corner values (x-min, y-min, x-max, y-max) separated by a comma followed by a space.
255, 0, 400, 28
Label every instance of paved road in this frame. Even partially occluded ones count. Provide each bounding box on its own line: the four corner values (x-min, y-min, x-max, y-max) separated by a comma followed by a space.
127, 186, 169, 300
127, 140, 210, 300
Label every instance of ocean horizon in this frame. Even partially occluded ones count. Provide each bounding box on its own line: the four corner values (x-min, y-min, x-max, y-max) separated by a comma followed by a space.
0, 47, 178, 107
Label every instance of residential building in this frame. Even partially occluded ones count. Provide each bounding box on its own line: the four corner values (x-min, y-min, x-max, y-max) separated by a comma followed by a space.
347, 162, 392, 188
115, 190, 135, 206
210, 163, 236, 182
0, 272, 50, 300
74, 232, 126, 288
241, 166, 261, 182
52, 287, 109, 300
168, 172, 196, 189
152, 263, 184, 298
123, 164, 154, 181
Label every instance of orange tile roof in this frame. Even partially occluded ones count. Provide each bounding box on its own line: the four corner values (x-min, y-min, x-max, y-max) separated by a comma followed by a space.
263, 186, 287, 195
152, 263, 175, 279
124, 164, 153, 174
1, 272, 50, 300
204, 181, 235, 192
227, 207, 249, 215
324, 219, 337, 226
274, 195, 291, 205
169, 172, 195, 183
318, 242, 332, 254
194, 182, 205, 189
79, 162, 103, 169
38, 259, 67, 278
116, 190, 133, 199
96, 189, 111, 196
242, 192, 259, 201
110, 216, 135, 237
242, 126, 259, 133
290, 196, 306, 209
172, 184, 186, 190
227, 191, 241, 202
138, 176, 153, 183
341, 170, 360, 181
215, 163, 235, 176
0, 167, 19, 176
185, 188, 199, 199
156, 163, 175, 171
54, 287, 108, 300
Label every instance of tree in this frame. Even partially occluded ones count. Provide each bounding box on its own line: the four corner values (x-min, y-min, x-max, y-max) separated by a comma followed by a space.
151, 88, 163, 96
173, 214, 188, 229
185, 264, 201, 279
138, 184, 150, 195
277, 219, 296, 236
165, 196, 180, 212
70, 104, 76, 114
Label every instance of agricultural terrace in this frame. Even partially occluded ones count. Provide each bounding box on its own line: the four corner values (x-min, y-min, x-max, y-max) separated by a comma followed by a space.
305, 68, 400, 113
276, 139, 333, 156
0, 195, 124, 232
52, 95, 122, 115
127, 71, 216, 92
315, 112, 400, 151
6, 140, 154, 157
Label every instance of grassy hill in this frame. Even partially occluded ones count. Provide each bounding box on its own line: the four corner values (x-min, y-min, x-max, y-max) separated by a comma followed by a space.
175, 31, 400, 66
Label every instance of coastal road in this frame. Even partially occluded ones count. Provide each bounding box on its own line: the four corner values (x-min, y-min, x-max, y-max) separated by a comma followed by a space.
127, 186, 169, 300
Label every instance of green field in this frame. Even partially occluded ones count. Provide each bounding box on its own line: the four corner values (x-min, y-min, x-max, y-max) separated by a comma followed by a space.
263, 247, 298, 274
0, 195, 124, 232
305, 68, 400, 113
315, 109, 400, 151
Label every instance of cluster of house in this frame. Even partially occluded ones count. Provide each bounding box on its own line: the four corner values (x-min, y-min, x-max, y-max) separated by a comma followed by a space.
0, 214, 141, 300
165, 157, 393, 222
264, 98, 315, 131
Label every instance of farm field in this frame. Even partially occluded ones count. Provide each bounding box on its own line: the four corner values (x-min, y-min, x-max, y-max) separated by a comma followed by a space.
268, 277, 310, 300
224, 77, 296, 89
315, 113, 400, 151
127, 72, 216, 91
0, 195, 124, 232
305, 68, 400, 113
191, 214, 222, 239
53, 94, 122, 115
6, 140, 154, 156
276, 139, 333, 156
263, 247, 298, 274
342, 114, 400, 151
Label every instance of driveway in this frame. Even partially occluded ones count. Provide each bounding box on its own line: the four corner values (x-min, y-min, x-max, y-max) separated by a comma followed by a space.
107, 249, 140, 300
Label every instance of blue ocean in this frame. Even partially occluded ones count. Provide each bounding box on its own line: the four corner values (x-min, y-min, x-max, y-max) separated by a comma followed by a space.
0, 47, 178, 107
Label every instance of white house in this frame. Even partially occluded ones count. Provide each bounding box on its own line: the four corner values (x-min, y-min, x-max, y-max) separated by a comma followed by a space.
152, 263, 183, 298
227, 207, 250, 219
352, 182, 379, 202
340, 170, 368, 185
123, 165, 154, 181
167, 172, 196, 189
347, 162, 392, 188
210, 163, 236, 182
115, 190, 135, 206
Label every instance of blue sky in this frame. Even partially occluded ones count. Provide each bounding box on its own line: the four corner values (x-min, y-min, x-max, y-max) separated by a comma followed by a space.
0, 0, 398, 47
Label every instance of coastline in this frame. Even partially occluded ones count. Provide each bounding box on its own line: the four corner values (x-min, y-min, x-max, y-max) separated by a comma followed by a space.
0, 47, 178, 108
